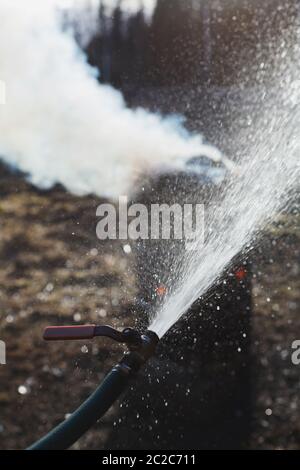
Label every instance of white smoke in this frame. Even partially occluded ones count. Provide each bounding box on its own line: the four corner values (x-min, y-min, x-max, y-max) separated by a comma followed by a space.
0, 0, 224, 198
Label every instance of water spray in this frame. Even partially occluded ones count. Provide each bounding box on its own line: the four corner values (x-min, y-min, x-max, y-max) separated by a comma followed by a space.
28, 325, 159, 450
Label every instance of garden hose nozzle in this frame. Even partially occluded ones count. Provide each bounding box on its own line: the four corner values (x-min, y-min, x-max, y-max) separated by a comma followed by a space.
28, 324, 159, 450
43, 324, 159, 365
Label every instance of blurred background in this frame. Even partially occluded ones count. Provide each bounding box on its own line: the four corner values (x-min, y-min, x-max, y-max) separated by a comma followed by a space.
0, 0, 299, 450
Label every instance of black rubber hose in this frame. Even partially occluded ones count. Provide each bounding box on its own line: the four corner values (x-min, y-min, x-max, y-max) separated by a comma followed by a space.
27, 365, 132, 450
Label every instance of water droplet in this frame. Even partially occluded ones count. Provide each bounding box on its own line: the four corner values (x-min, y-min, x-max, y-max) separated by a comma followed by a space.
98, 308, 107, 318
18, 385, 28, 395
45, 283, 54, 293
52, 367, 63, 378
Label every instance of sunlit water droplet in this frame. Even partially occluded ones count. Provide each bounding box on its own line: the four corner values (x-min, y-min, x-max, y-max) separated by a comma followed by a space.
18, 385, 28, 395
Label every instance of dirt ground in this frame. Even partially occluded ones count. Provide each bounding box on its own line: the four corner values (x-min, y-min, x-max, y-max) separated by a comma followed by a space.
0, 164, 299, 450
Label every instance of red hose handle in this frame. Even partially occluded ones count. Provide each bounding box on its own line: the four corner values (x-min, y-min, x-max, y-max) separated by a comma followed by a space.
43, 325, 142, 345
43, 325, 96, 341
